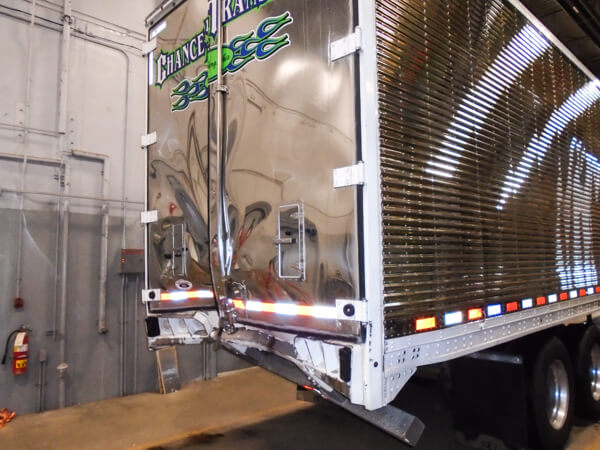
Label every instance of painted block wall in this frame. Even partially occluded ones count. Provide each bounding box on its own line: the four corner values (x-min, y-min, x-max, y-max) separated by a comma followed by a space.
0, 0, 248, 414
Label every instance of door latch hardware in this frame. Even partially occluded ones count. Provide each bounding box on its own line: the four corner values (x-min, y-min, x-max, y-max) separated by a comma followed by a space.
276, 202, 306, 280
273, 237, 296, 245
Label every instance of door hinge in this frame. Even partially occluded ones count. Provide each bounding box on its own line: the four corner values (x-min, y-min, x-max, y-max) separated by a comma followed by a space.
141, 131, 157, 148
330, 27, 362, 62
141, 210, 158, 224
333, 162, 365, 188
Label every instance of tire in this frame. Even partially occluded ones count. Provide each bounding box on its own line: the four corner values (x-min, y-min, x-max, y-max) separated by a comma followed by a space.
574, 325, 600, 421
529, 336, 575, 450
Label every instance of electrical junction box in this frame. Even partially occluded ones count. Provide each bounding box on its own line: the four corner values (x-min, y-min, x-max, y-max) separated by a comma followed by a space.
119, 249, 144, 274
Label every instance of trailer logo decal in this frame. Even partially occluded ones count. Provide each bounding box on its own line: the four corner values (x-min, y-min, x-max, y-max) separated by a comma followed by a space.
154, 0, 279, 89
169, 12, 292, 112
154, 23, 212, 87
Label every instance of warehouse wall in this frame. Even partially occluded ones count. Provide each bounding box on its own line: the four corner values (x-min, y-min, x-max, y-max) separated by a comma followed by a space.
0, 0, 246, 414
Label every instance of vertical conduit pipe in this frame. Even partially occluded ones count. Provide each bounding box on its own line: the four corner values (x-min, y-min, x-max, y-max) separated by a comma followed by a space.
143, 25, 150, 292
118, 39, 131, 396
133, 274, 139, 393
70, 149, 110, 334
119, 275, 127, 396
74, 35, 132, 391
57, 0, 72, 410
14, 0, 37, 301
52, 157, 65, 342
57, 165, 70, 409
37, 349, 47, 412
52, 172, 61, 341
0, 154, 68, 343
3, 0, 137, 406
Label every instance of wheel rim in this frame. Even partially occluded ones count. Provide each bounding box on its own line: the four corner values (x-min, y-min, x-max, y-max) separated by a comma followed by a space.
546, 360, 569, 430
590, 344, 600, 402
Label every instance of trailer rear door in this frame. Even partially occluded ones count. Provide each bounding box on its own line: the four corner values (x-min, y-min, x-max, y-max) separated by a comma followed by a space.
147, 0, 362, 337
207, 1, 362, 338
146, 1, 214, 313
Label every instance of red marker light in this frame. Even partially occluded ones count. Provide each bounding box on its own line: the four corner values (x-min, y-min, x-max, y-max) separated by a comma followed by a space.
536, 296, 546, 306
559, 292, 568, 301
506, 302, 518, 312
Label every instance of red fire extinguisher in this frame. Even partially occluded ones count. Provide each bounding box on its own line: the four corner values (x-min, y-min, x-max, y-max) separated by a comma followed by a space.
2, 327, 29, 375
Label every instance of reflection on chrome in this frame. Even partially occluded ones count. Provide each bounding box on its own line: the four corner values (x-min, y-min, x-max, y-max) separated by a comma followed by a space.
425, 24, 550, 179
147, 2, 360, 335
556, 137, 600, 290
497, 80, 600, 210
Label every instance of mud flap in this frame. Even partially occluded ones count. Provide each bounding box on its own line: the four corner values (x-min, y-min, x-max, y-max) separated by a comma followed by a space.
332, 398, 424, 447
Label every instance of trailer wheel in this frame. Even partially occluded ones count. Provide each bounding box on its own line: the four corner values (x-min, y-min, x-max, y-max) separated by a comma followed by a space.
574, 325, 600, 420
529, 337, 575, 450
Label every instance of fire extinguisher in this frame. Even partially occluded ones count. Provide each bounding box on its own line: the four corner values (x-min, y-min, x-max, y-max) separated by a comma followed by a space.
2, 327, 29, 375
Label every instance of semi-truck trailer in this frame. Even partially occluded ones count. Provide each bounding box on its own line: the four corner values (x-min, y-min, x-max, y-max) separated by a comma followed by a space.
141, 0, 600, 447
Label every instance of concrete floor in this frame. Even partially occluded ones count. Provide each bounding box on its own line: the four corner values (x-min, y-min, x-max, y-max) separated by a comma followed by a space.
0, 367, 599, 450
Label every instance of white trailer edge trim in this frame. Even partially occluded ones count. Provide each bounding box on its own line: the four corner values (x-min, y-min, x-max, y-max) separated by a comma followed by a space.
358, 0, 386, 411
507, 0, 597, 81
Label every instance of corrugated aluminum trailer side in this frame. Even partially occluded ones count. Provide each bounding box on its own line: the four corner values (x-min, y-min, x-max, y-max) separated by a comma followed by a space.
141, 0, 600, 447
376, 0, 600, 397
377, 0, 600, 339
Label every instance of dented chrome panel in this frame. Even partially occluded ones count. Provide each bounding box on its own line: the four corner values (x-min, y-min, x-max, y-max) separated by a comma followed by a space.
147, 0, 213, 312
213, 1, 361, 337
147, 0, 361, 336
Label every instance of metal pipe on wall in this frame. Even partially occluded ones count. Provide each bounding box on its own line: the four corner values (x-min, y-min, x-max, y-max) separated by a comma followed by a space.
52, 169, 63, 342
57, 165, 70, 409
0, 3, 136, 233
143, 28, 150, 292
0, 121, 59, 137
63, 34, 133, 359
0, 153, 67, 347
120, 275, 127, 396
37, 349, 47, 412
22, 0, 146, 43
70, 149, 111, 334
14, 0, 37, 302
2, 8, 135, 404
57, 0, 72, 410
133, 274, 139, 393
0, 152, 63, 167
0, 188, 143, 205
1, 0, 140, 409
